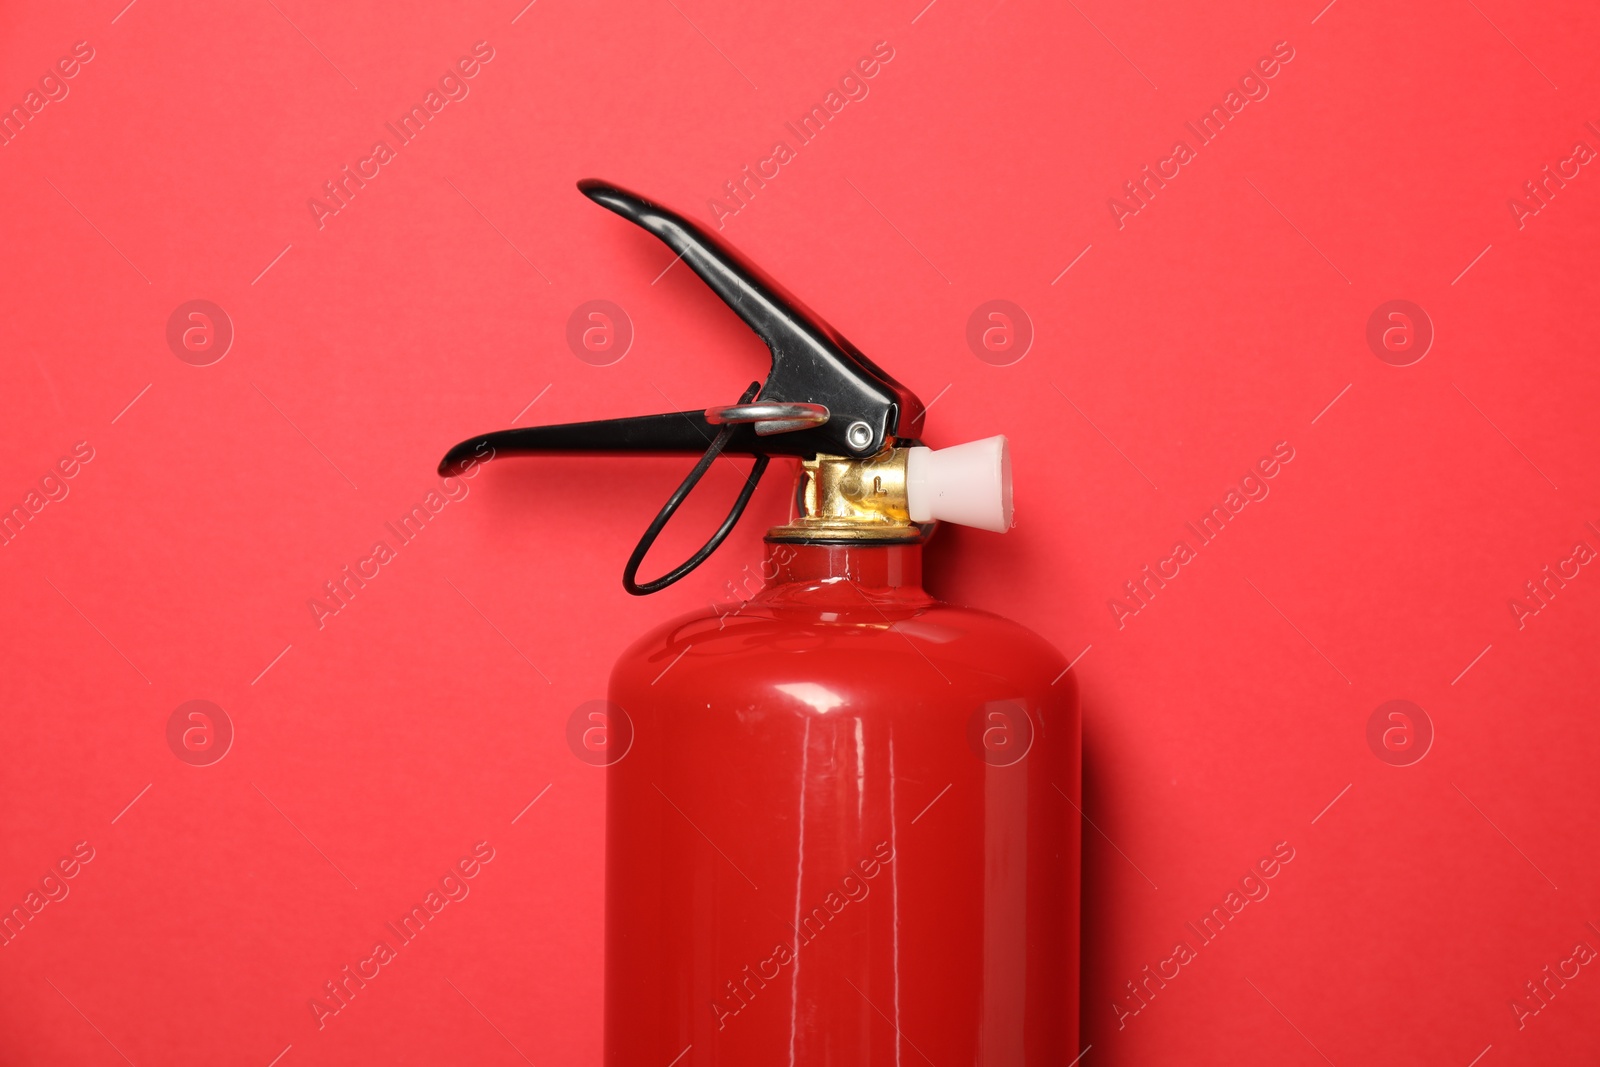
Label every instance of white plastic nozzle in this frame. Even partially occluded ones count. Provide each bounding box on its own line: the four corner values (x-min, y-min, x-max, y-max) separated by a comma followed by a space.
904, 435, 1013, 533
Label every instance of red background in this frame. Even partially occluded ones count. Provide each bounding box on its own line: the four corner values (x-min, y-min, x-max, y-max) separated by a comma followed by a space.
3, 0, 1599, 1063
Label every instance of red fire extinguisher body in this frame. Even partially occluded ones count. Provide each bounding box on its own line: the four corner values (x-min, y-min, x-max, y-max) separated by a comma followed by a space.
606, 542, 1081, 1065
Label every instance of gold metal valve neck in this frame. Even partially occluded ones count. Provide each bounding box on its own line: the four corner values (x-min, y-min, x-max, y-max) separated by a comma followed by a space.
765, 448, 927, 544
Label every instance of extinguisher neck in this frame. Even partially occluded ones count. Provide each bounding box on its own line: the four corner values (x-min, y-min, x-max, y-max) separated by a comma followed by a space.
765, 448, 927, 545
762, 541, 926, 594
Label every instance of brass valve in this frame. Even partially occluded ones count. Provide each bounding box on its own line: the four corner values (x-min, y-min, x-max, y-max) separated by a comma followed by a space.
766, 449, 925, 543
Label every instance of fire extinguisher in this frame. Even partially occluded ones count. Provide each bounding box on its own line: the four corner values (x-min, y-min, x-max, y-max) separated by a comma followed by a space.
440, 180, 1080, 1065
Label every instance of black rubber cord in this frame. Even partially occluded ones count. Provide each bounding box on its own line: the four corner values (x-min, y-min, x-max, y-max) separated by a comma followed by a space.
622, 381, 770, 595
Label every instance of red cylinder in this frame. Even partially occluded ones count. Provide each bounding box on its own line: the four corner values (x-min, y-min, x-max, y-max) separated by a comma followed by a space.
605, 540, 1080, 1065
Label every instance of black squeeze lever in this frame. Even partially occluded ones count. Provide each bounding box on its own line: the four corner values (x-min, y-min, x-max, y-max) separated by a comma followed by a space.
437, 179, 927, 595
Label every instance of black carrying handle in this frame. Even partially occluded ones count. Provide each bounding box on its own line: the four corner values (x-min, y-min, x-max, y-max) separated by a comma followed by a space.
437, 179, 925, 477
438, 410, 748, 476
435, 179, 931, 592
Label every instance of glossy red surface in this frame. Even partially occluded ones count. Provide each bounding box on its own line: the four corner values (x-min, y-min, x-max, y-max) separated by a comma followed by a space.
607, 542, 1080, 1065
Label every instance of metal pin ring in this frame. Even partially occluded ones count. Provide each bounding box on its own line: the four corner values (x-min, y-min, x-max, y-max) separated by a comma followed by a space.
706, 402, 830, 436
